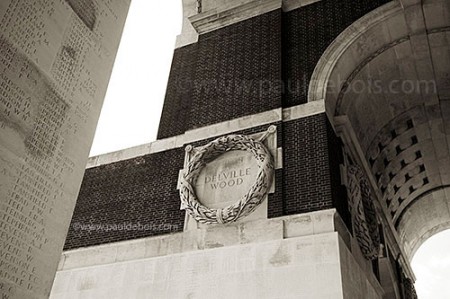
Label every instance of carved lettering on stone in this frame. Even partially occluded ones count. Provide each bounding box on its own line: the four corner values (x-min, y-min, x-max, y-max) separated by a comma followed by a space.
0, 0, 130, 297
179, 127, 276, 225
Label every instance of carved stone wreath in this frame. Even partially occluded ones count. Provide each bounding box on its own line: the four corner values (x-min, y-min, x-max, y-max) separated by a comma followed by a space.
179, 130, 275, 224
347, 164, 381, 260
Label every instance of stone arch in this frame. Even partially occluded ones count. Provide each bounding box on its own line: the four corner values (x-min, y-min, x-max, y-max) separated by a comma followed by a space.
309, 0, 450, 262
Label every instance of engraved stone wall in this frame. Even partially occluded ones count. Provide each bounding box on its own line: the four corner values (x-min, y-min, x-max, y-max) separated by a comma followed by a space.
0, 1, 130, 298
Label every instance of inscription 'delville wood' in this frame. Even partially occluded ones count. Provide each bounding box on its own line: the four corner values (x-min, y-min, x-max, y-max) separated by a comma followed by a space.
193, 152, 258, 209
204, 167, 251, 189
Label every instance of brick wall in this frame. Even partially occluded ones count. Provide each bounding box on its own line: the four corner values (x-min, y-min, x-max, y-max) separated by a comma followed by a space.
327, 121, 351, 229
157, 44, 197, 139
282, 0, 392, 106
158, 0, 391, 139
65, 114, 349, 249
64, 149, 185, 250
282, 113, 333, 214
158, 10, 282, 139
281, 114, 349, 223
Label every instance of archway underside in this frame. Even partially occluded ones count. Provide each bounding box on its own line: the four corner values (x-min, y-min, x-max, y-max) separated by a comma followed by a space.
312, 0, 450, 261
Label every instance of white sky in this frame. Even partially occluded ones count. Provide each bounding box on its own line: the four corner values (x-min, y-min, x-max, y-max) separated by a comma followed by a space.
90, 1, 449, 297
89, 1, 182, 157
412, 229, 450, 298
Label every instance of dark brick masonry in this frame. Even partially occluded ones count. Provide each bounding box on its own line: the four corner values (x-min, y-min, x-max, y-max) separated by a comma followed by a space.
327, 120, 351, 229
158, 0, 391, 139
64, 149, 186, 250
65, 114, 348, 249
282, 113, 348, 217
282, 0, 392, 107
158, 10, 282, 139
282, 114, 333, 214
157, 43, 198, 139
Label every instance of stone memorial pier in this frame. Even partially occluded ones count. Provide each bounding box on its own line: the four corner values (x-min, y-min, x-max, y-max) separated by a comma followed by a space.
0, 1, 130, 298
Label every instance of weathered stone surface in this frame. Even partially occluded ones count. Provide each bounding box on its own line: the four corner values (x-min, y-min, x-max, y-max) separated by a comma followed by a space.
57, 210, 344, 270
51, 230, 382, 298
339, 237, 384, 299
0, 1, 130, 298
195, 151, 258, 209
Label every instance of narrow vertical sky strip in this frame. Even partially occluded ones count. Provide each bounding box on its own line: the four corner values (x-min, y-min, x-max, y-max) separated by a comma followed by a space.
90, 1, 182, 156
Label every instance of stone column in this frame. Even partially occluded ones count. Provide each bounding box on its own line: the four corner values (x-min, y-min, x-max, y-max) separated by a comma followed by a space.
0, 1, 130, 298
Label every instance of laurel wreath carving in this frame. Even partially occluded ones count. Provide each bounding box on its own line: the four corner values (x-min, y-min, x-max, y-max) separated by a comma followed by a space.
179, 132, 274, 225
347, 165, 381, 260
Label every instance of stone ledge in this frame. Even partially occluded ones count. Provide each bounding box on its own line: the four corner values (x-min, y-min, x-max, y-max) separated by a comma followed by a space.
282, 0, 322, 12
282, 99, 325, 121
86, 101, 325, 169
58, 208, 345, 271
175, 0, 328, 48
189, 0, 282, 35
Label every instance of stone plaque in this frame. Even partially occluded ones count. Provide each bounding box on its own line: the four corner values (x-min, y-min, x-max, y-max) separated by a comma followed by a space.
179, 129, 277, 225
195, 150, 258, 209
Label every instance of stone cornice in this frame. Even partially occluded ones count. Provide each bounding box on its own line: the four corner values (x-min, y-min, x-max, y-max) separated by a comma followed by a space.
86, 101, 324, 169
176, 0, 328, 48
58, 209, 341, 270
282, 0, 322, 12
189, 0, 282, 35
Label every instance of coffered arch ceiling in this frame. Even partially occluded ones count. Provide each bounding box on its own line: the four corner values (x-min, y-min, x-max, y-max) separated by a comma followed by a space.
310, 0, 450, 260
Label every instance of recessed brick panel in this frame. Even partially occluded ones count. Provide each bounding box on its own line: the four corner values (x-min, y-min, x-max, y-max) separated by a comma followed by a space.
327, 121, 351, 228
280, 114, 348, 223
64, 149, 185, 250
282, 113, 333, 214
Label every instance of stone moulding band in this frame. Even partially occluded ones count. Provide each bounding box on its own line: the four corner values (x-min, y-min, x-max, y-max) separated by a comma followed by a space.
179, 127, 275, 224
86, 102, 324, 169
